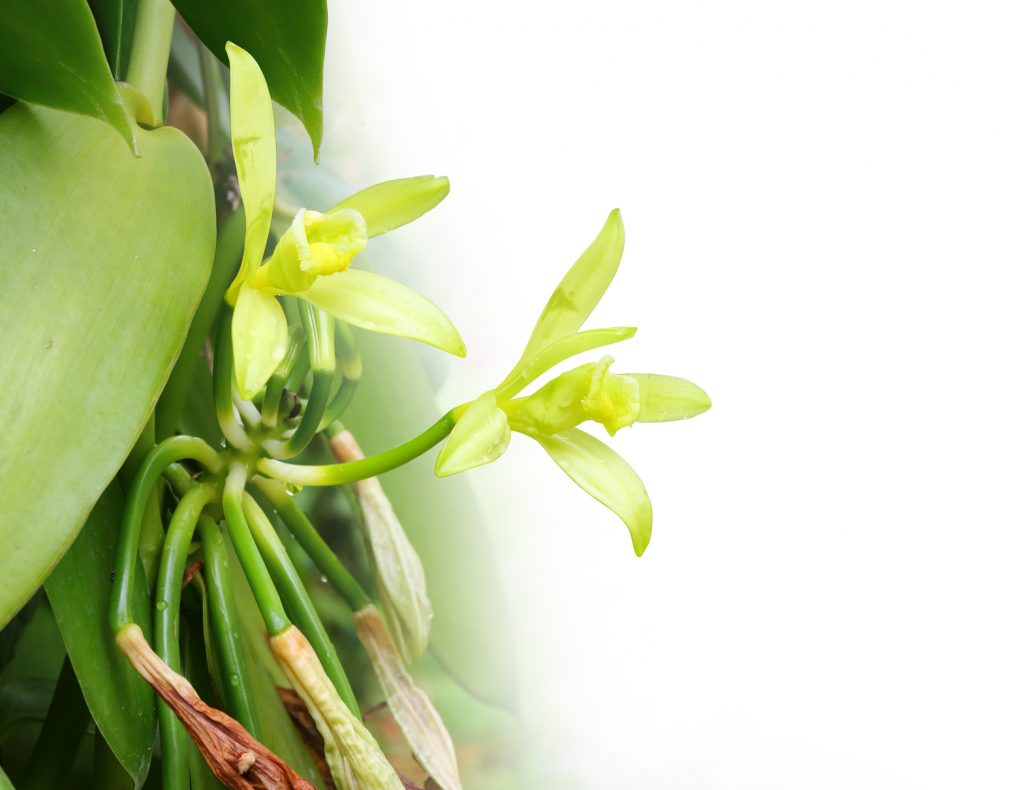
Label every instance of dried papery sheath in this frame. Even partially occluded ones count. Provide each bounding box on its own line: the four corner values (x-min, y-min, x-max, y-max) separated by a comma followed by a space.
331, 430, 433, 663
355, 606, 462, 790
270, 626, 405, 790
115, 625, 314, 789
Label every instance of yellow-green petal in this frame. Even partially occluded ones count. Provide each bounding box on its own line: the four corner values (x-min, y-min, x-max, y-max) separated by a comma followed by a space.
516, 209, 625, 363
494, 326, 637, 402
224, 42, 276, 305
331, 175, 450, 238
529, 427, 653, 556
301, 269, 466, 357
629, 374, 712, 422
435, 392, 511, 478
232, 284, 288, 399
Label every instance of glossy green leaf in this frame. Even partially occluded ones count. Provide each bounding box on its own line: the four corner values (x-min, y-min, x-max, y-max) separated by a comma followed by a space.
517, 209, 625, 362
333, 175, 451, 238
0, 764, 12, 790
172, 0, 327, 156
530, 427, 653, 556
0, 0, 136, 149
45, 484, 155, 786
88, 0, 138, 79
303, 269, 467, 357
435, 392, 511, 478
225, 41, 277, 305
0, 104, 215, 627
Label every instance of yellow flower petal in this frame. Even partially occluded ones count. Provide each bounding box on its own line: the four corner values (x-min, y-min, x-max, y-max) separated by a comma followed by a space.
628, 373, 712, 422
223, 43, 276, 306
529, 427, 653, 556
515, 209, 625, 364
331, 175, 450, 238
435, 392, 511, 478
302, 269, 466, 357
231, 283, 288, 399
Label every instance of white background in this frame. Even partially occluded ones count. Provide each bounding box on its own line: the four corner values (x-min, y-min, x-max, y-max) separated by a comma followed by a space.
324, 2, 1024, 787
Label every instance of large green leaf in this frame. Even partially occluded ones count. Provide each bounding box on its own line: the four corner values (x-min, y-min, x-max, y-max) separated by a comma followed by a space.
45, 484, 156, 787
87, 0, 139, 80
0, 0, 136, 149
172, 0, 327, 156
0, 104, 215, 627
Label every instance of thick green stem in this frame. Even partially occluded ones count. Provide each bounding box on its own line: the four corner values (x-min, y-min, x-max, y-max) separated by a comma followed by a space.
18, 658, 91, 790
222, 465, 290, 635
214, 311, 253, 451
197, 516, 260, 734
110, 436, 222, 632
198, 47, 227, 165
157, 210, 246, 439
154, 484, 217, 790
241, 494, 359, 715
124, 0, 176, 124
258, 411, 456, 486
253, 477, 370, 610
319, 378, 359, 431
275, 370, 333, 458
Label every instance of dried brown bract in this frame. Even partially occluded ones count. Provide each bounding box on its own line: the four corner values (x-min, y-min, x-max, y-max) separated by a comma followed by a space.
116, 624, 315, 789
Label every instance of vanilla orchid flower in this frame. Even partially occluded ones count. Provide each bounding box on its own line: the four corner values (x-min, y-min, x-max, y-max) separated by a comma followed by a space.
434, 210, 711, 556
224, 43, 465, 400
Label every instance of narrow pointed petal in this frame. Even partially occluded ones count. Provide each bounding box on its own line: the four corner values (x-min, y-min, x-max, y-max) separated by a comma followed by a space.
331, 176, 450, 238
516, 210, 625, 363
331, 431, 433, 663
355, 606, 462, 790
435, 392, 511, 478
530, 428, 653, 556
628, 374, 712, 422
232, 284, 288, 399
302, 269, 466, 357
494, 326, 637, 401
225, 42, 277, 305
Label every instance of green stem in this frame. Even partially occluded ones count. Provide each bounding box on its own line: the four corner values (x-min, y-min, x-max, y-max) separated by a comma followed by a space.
276, 369, 333, 458
197, 516, 260, 734
198, 47, 226, 165
156, 210, 246, 440
253, 477, 370, 610
154, 485, 217, 790
222, 464, 290, 635
124, 0, 176, 124
257, 411, 456, 486
242, 494, 359, 715
261, 326, 306, 428
214, 311, 253, 451
164, 462, 195, 496
18, 658, 91, 790
319, 378, 359, 431
110, 436, 222, 632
